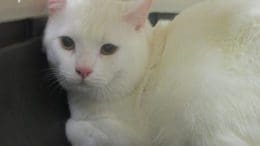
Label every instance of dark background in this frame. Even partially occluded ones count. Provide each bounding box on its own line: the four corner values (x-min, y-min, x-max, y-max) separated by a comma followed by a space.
0, 13, 176, 146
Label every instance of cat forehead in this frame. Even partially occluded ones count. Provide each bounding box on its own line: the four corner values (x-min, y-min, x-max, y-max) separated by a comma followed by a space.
66, 0, 131, 19
60, 0, 133, 39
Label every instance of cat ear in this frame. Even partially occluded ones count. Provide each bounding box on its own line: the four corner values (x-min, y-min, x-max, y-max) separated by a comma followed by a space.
124, 0, 153, 31
48, 0, 66, 15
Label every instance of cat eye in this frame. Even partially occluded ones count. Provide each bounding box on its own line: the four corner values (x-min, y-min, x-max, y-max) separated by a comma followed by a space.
60, 36, 75, 50
100, 43, 118, 55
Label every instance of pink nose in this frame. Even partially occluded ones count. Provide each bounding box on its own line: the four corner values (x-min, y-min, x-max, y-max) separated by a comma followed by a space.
75, 67, 93, 79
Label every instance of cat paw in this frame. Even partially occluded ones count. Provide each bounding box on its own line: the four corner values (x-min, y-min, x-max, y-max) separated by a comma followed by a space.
66, 119, 111, 146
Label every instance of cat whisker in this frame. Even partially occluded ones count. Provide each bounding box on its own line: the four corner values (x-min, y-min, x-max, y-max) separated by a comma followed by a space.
42, 67, 65, 97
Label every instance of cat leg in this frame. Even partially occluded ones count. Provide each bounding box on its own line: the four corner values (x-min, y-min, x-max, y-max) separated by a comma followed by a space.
66, 119, 110, 146
66, 118, 149, 146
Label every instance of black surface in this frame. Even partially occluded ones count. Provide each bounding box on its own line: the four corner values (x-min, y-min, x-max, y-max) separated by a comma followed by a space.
0, 18, 47, 48
149, 12, 178, 26
0, 38, 70, 146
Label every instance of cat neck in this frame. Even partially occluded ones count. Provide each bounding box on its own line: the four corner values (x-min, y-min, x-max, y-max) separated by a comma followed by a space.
67, 87, 141, 121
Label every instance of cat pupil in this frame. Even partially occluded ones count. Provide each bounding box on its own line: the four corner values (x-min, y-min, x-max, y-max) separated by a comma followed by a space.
101, 43, 118, 55
60, 36, 75, 50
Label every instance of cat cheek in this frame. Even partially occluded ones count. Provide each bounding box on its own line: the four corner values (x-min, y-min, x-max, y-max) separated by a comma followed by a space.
46, 49, 60, 66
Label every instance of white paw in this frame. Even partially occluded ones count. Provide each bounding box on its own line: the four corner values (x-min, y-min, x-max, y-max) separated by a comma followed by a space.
66, 119, 111, 146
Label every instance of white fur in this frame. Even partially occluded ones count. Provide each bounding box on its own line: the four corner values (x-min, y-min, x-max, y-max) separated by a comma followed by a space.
145, 0, 260, 145
44, 0, 151, 146
44, 0, 260, 146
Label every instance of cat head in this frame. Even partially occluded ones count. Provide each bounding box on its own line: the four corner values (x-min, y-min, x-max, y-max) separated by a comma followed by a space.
43, 0, 152, 97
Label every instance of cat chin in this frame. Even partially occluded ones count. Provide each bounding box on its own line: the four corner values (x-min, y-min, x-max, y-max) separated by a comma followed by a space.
59, 78, 108, 93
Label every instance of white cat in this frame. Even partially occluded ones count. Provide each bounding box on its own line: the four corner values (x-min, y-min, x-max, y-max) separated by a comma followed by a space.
43, 0, 260, 146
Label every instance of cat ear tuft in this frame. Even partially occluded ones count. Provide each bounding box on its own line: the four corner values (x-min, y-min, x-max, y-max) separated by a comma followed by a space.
48, 0, 66, 15
124, 0, 153, 31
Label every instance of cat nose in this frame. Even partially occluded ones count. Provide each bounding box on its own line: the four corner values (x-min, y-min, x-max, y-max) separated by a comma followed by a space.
75, 67, 93, 79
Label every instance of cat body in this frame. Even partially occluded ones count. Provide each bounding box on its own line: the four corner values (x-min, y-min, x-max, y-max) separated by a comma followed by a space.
44, 0, 260, 146
145, 1, 260, 145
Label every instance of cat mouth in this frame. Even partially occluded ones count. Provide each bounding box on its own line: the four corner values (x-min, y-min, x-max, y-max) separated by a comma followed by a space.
72, 81, 93, 91
77, 80, 90, 87
79, 79, 85, 85
76, 80, 98, 88
65, 77, 106, 90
